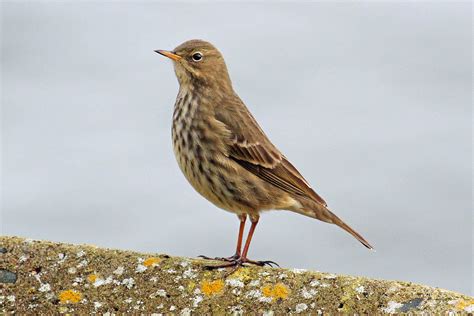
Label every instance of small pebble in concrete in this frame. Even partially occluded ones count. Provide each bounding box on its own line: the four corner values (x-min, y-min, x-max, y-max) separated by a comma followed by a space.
398, 298, 424, 312
0, 269, 17, 283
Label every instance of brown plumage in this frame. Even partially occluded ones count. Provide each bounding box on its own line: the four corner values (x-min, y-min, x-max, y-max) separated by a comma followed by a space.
156, 39, 373, 268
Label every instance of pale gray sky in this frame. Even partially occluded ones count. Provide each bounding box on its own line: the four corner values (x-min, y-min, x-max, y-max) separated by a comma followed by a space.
1, 2, 472, 295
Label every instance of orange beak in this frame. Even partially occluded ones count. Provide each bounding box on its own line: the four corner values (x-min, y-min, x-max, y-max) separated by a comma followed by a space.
155, 50, 182, 61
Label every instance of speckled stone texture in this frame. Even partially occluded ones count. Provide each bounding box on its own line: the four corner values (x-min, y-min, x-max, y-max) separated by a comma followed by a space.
1, 236, 472, 314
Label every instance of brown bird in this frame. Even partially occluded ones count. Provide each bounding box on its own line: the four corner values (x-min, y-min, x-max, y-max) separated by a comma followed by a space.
155, 39, 373, 268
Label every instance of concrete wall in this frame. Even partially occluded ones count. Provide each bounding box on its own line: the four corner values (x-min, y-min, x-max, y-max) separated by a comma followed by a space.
1, 236, 472, 314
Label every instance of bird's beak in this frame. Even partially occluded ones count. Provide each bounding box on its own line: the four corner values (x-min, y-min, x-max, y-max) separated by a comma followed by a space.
154, 50, 182, 61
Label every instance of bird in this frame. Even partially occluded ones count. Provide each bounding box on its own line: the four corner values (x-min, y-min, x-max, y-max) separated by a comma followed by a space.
155, 39, 373, 268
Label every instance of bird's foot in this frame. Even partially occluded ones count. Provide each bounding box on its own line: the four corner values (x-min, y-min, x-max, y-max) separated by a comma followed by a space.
245, 258, 280, 268
198, 253, 240, 262
202, 256, 279, 270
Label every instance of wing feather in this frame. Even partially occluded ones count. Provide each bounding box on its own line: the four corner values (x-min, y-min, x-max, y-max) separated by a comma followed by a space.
214, 96, 327, 206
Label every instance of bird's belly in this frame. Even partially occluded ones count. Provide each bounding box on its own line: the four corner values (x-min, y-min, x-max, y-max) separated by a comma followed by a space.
172, 126, 242, 212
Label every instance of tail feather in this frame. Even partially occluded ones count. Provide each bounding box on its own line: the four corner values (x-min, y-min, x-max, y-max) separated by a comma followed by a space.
330, 212, 374, 250
293, 199, 374, 250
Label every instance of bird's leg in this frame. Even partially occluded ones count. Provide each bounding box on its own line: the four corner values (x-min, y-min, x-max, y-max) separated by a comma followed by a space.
240, 215, 258, 261
238, 216, 278, 267
202, 215, 257, 269
198, 214, 246, 262
204, 215, 279, 269
232, 214, 247, 259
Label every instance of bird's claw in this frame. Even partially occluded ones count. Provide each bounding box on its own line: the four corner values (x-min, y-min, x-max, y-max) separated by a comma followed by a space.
197, 255, 213, 260
246, 259, 280, 268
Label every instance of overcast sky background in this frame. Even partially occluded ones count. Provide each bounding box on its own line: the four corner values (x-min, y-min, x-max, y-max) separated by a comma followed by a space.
1, 2, 471, 295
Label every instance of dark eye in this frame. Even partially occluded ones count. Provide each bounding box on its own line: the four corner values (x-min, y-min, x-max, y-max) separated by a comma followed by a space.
192, 52, 203, 62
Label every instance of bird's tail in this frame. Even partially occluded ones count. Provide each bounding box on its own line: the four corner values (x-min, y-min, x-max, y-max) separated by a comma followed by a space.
292, 199, 374, 250
329, 211, 374, 250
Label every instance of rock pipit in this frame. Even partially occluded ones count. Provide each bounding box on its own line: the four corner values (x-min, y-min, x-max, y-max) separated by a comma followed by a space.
156, 39, 373, 268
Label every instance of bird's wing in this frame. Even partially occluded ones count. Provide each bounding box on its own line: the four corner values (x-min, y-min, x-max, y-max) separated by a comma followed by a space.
214, 97, 327, 206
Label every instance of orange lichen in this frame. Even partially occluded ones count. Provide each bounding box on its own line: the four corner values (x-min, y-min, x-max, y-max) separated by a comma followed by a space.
143, 257, 162, 267
58, 290, 82, 304
262, 283, 290, 300
87, 274, 98, 283
273, 283, 290, 299
262, 285, 274, 297
201, 279, 224, 296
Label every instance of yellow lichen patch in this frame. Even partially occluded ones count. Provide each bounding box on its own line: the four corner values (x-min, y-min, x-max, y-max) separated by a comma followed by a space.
230, 267, 253, 281
187, 281, 196, 292
143, 257, 162, 267
58, 306, 68, 313
262, 283, 290, 301
456, 299, 474, 311
58, 290, 82, 304
87, 274, 98, 283
201, 279, 224, 296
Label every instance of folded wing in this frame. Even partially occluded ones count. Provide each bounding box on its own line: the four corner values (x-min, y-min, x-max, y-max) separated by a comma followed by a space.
214, 96, 327, 206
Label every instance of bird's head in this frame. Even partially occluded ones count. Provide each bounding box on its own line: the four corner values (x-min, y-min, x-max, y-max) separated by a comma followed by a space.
155, 39, 232, 91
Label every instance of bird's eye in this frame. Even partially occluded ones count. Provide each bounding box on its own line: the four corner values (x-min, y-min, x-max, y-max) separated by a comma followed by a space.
192, 52, 203, 62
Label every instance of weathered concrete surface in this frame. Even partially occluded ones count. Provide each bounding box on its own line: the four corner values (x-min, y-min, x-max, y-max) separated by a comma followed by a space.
0, 236, 472, 314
